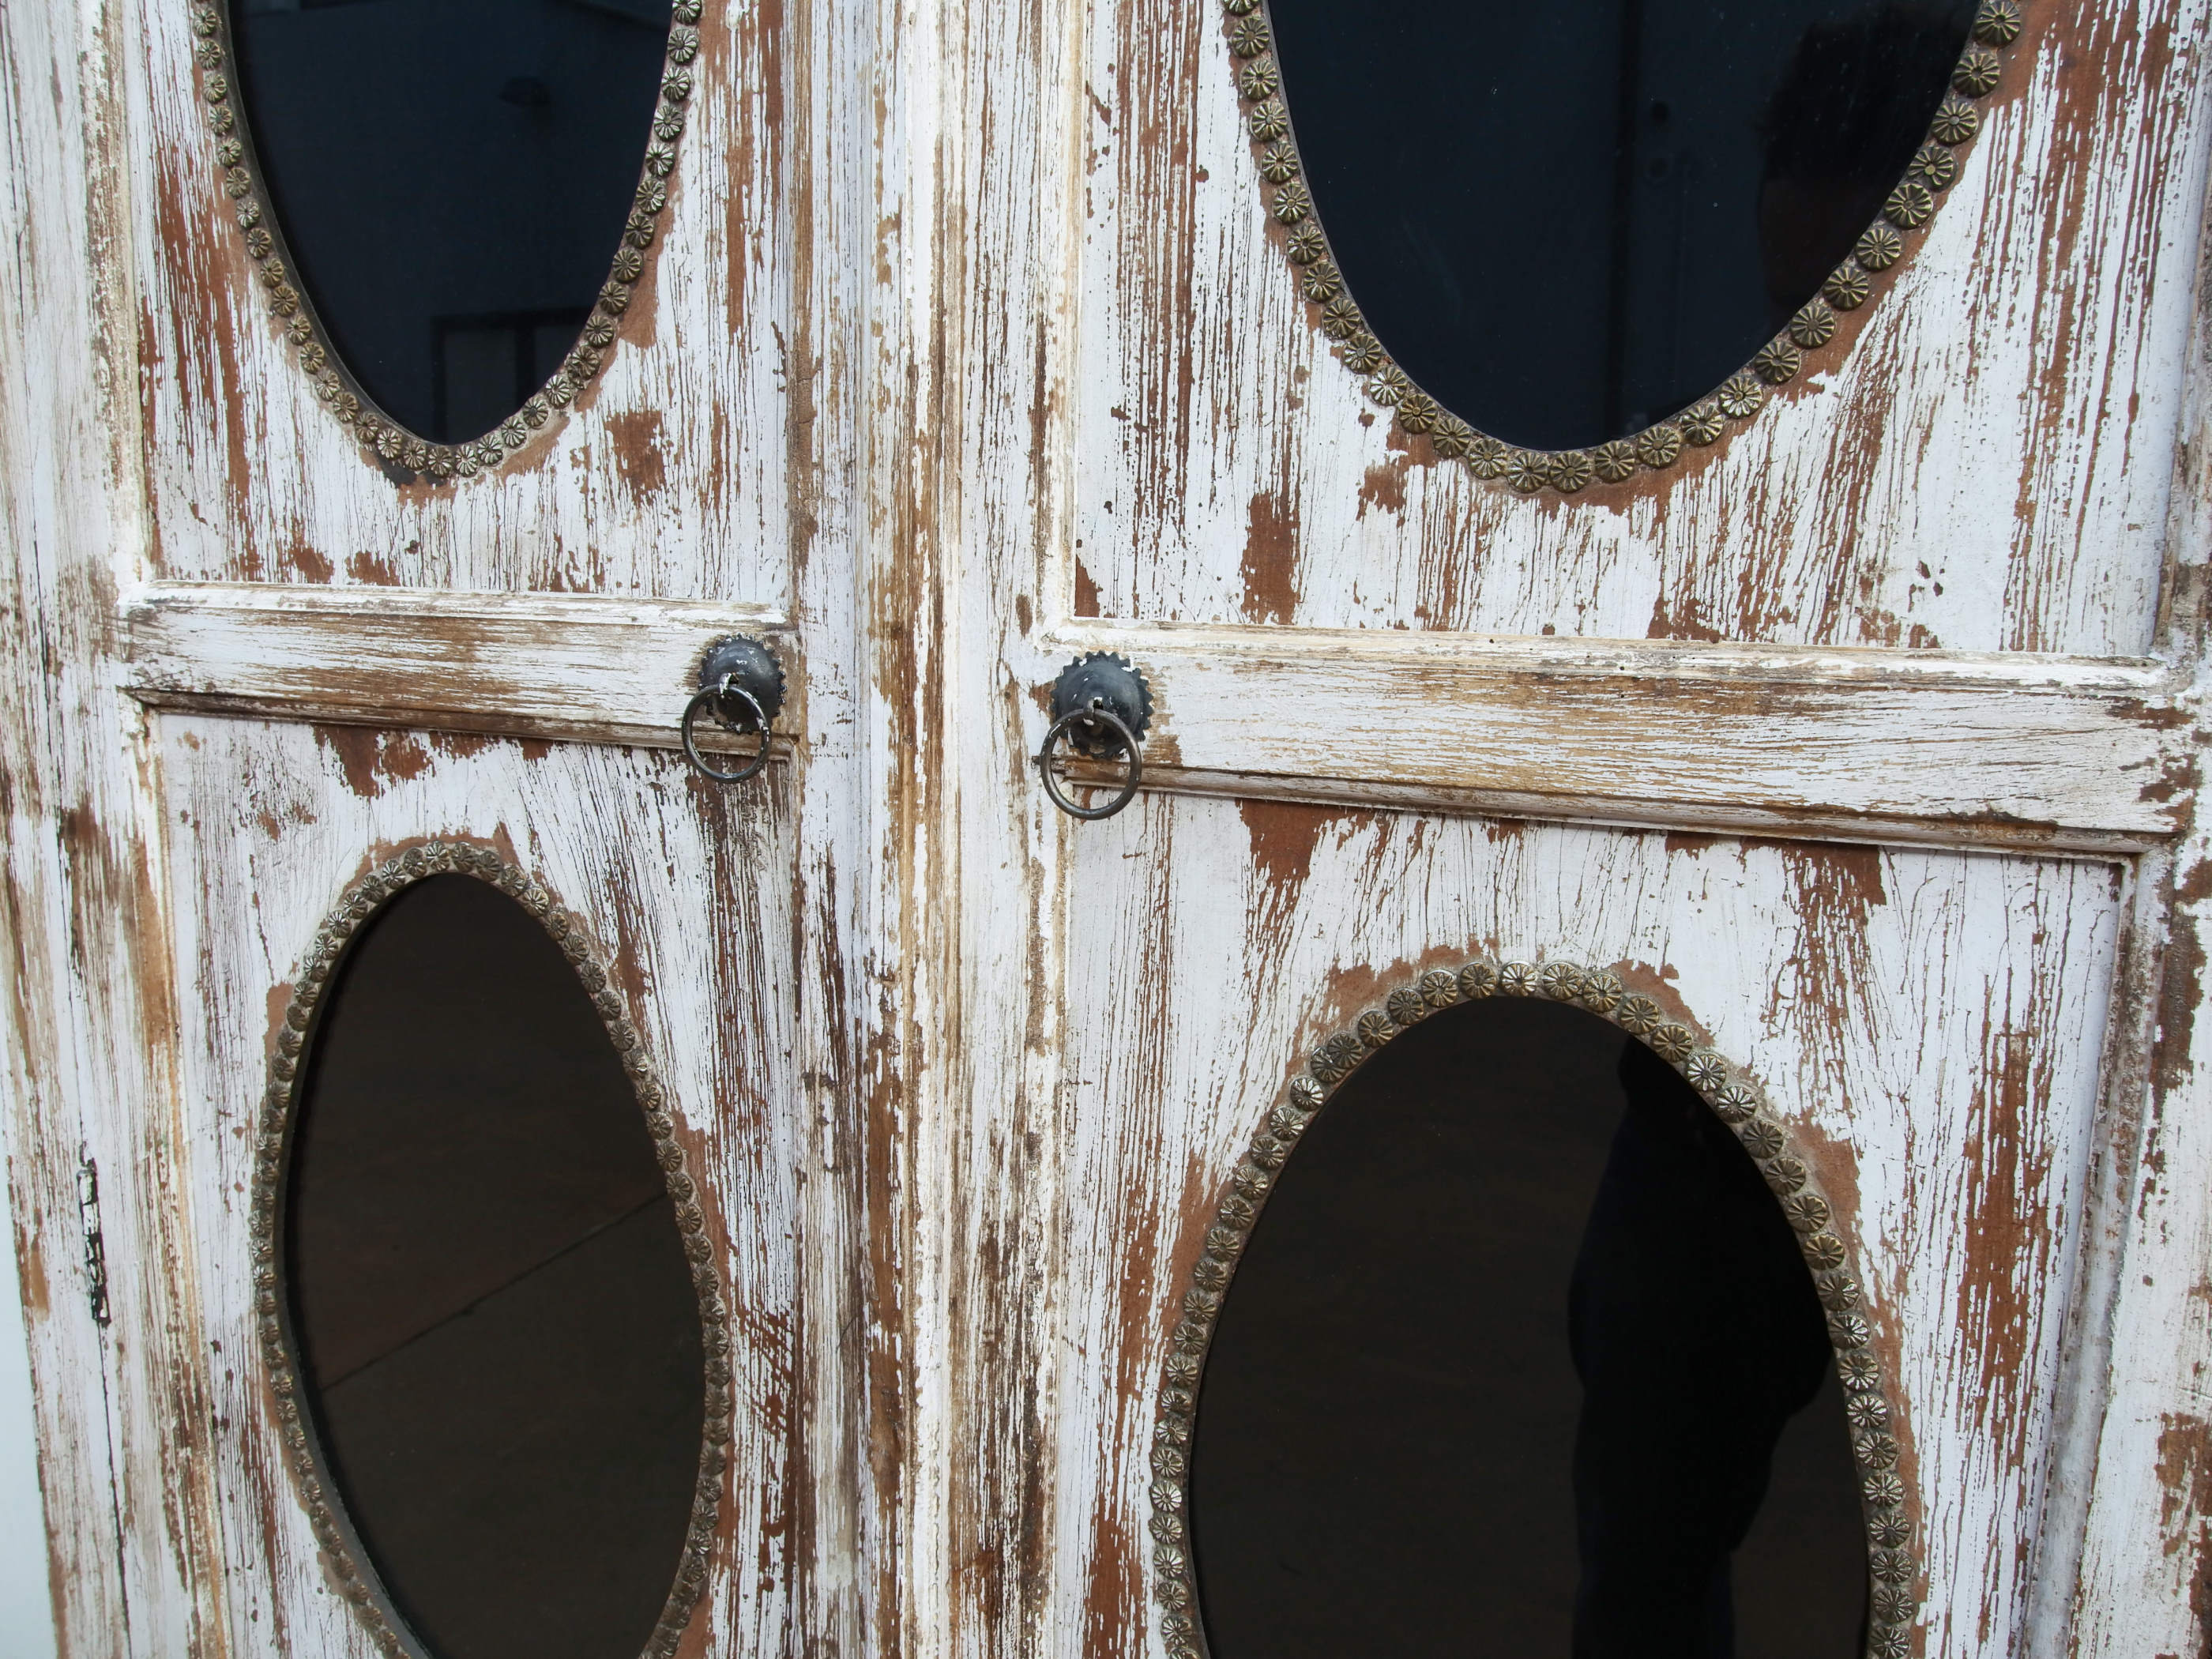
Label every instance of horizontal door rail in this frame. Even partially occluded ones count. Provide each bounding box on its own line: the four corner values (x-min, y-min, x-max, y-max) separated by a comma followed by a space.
1045, 621, 2194, 857
125, 581, 788, 757
126, 586, 2191, 854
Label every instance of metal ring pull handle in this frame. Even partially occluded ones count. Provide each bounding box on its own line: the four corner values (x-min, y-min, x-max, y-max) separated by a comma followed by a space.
1035, 703, 1143, 821
681, 676, 772, 783
1036, 652, 1153, 822
680, 635, 786, 784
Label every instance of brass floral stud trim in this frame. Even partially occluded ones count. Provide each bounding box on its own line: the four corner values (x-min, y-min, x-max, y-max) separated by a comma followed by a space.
252, 841, 730, 1658
186, 2, 705, 483
1149, 957, 1917, 1659
1222, 0, 2026, 495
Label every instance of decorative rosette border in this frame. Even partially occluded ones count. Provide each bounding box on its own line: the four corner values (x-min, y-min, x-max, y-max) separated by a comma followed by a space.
1148, 958, 1918, 1659
187, 2, 705, 483
252, 842, 731, 1658
1220, 0, 2026, 495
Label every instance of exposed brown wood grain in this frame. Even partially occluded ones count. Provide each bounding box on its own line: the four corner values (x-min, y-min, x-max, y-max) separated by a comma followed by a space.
1, 0, 234, 1650
161, 723, 811, 1657
1075, 0, 2206, 660
2052, 127, 2212, 1659
7, 0, 2212, 1653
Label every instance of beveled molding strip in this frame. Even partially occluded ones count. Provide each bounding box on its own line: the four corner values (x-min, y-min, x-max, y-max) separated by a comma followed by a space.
123, 581, 792, 755
1221, 0, 2026, 495
1147, 958, 1917, 1659
118, 585, 2184, 852
254, 842, 732, 1658
1041, 621, 2186, 856
186, 0, 704, 482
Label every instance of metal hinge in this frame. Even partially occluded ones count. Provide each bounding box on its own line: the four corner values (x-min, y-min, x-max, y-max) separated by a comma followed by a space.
77, 1155, 110, 1329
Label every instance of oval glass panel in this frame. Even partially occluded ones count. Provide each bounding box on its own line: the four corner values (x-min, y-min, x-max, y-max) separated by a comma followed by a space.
282, 873, 704, 1658
223, 0, 682, 446
1257, 0, 1989, 457
1188, 996, 1868, 1656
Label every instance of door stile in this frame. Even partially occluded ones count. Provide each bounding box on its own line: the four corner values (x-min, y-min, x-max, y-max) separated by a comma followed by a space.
0, 0, 229, 1651
863, 0, 1092, 1646
841, 0, 950, 1646
2060, 168, 2212, 1658
781, 0, 895, 1648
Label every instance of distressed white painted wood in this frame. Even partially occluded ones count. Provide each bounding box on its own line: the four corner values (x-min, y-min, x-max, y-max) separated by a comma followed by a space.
926, 2, 2212, 1657
123, 586, 2188, 848
122, 0, 801, 603
1070, 1, 2210, 660
9, 0, 887, 1648
2053, 156, 2212, 1659
158, 717, 804, 1657
6, 0, 2212, 1653
1042, 803, 2126, 1658
126, 583, 788, 750
0, 0, 231, 1651
1045, 622, 2187, 852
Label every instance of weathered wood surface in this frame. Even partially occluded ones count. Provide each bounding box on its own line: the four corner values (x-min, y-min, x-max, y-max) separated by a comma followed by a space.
1044, 805, 2125, 1659
125, 585, 2189, 850
6, 0, 2212, 1651
1049, 622, 2187, 852
13, 0, 885, 1651
156, 717, 811, 1658
1071, 0, 2210, 660
938, 0, 2212, 1656
126, 0, 796, 604
126, 583, 788, 751
0, 0, 231, 1652
2058, 162, 2212, 1659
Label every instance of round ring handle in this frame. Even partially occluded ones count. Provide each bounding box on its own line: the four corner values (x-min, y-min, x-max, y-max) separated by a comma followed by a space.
680, 678, 772, 784
1034, 705, 1142, 821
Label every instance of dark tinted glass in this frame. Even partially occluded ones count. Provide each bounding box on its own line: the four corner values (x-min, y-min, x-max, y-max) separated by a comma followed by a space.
1189, 997, 1866, 1657
1267, 0, 1976, 450
231, 0, 673, 442
285, 875, 702, 1659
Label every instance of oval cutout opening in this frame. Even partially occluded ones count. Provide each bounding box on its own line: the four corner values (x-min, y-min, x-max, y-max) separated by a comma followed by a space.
1258, 0, 1984, 456
280, 872, 705, 1658
224, 0, 682, 446
1188, 995, 1869, 1656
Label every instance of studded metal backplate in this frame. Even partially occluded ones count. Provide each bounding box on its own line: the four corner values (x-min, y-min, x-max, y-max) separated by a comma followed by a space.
1220, 0, 2026, 495
185, 1, 705, 482
250, 841, 732, 1659
1149, 957, 1918, 1659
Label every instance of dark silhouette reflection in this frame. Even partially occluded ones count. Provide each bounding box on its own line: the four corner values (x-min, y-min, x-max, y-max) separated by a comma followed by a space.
1755, 8, 1980, 326
286, 875, 702, 1659
231, 0, 673, 442
1569, 1040, 1841, 1657
1264, 0, 1975, 449
1188, 997, 1866, 1659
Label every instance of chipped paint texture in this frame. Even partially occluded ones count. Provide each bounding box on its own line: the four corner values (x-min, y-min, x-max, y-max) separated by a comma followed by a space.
2057, 77, 2212, 1659
159, 719, 816, 1655
1039, 807, 2122, 1659
7, 0, 2212, 1653
1075, 1, 2210, 656
129, 0, 798, 601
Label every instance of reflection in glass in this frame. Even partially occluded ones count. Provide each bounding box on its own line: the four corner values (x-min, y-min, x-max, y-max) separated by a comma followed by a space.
1188, 997, 1866, 1658
231, 0, 674, 442
285, 875, 702, 1659
1265, 0, 1977, 450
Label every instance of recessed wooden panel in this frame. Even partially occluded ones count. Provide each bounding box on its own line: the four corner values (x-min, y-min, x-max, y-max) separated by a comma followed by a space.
285, 873, 703, 1659
1266, 0, 1975, 450
1187, 995, 1864, 1656
231, 0, 676, 443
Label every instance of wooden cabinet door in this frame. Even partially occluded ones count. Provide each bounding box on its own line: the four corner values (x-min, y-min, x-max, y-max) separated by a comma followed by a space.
888, 3, 2212, 1658
10, 1, 2212, 1656
0, 1, 890, 1654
